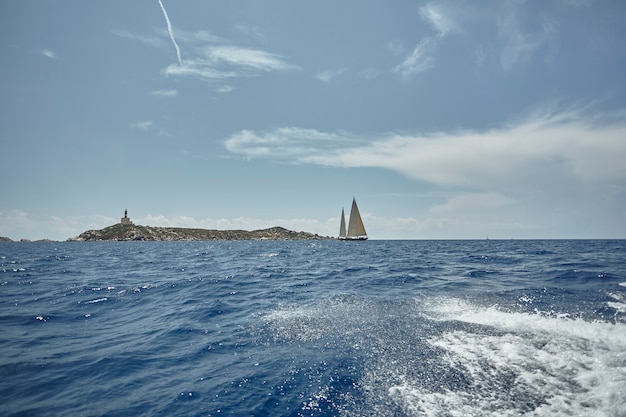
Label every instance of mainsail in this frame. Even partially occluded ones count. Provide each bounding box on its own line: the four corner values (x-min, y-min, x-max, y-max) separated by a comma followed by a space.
339, 197, 368, 240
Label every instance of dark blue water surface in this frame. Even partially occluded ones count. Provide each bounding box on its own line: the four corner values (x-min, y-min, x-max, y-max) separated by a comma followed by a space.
1, 240, 625, 417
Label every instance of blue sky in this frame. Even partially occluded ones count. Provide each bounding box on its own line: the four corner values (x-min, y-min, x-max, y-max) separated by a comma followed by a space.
1, 0, 625, 240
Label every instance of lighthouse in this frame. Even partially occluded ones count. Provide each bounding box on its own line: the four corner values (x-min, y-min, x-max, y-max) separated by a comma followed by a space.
120, 209, 133, 225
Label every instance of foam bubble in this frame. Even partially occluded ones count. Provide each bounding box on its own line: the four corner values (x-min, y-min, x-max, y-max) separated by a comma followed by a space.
263, 305, 335, 343
82, 297, 108, 304
408, 297, 626, 416
608, 292, 626, 314
608, 301, 626, 313
263, 296, 626, 416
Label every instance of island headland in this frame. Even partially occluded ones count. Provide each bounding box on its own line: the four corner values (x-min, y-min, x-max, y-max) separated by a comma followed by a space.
67, 210, 330, 241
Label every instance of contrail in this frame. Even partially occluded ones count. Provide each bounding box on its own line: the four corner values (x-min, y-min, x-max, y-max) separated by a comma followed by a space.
158, 0, 182, 65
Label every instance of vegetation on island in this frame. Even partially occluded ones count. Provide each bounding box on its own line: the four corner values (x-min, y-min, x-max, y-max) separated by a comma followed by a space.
0, 236, 54, 243
68, 223, 331, 241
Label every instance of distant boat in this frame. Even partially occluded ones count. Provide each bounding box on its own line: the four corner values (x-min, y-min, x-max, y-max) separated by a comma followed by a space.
339, 197, 368, 240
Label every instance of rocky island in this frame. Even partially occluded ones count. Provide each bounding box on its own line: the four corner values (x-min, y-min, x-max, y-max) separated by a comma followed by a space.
67, 210, 330, 241
69, 224, 330, 241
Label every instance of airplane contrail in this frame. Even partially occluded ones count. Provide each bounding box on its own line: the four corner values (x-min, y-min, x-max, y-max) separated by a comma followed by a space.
158, 0, 182, 65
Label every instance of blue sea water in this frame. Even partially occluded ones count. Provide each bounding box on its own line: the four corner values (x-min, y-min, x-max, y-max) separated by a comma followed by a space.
1, 239, 625, 417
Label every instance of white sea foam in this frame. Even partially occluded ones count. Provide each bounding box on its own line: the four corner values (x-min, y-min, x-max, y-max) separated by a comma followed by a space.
82, 297, 108, 304
264, 296, 626, 416
264, 304, 343, 343
401, 297, 626, 416
608, 292, 626, 313
608, 301, 626, 313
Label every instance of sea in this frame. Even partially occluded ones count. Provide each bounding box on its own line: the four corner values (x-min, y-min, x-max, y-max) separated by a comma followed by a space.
1, 239, 625, 417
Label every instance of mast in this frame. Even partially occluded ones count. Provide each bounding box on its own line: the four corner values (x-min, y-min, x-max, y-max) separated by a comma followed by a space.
339, 208, 347, 239
347, 197, 367, 239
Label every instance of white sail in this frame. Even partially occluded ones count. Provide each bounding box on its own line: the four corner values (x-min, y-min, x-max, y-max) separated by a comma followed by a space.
340, 197, 367, 240
339, 208, 347, 239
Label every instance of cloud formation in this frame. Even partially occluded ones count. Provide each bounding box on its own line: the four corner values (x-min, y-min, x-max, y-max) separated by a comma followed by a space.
430, 192, 516, 214
152, 89, 178, 97
131, 121, 154, 130
112, 29, 164, 47
117, 11, 298, 87
40, 49, 57, 59
316, 68, 345, 83
0, 210, 115, 242
225, 127, 347, 158
395, 0, 564, 77
394, 3, 457, 78
419, 3, 457, 37
496, 1, 555, 70
224, 108, 626, 194
393, 38, 436, 78
139, 214, 331, 236
235, 24, 266, 40
203, 45, 298, 72
162, 45, 298, 82
217, 85, 235, 93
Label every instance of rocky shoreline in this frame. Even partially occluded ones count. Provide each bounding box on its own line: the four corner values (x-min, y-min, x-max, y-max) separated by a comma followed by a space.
66, 223, 331, 241
0, 236, 54, 243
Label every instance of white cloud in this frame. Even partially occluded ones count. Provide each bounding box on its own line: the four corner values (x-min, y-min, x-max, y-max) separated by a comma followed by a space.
175, 29, 225, 44
0, 210, 115, 241
203, 45, 299, 72
235, 24, 265, 40
217, 85, 235, 93
392, 2, 459, 78
163, 62, 236, 80
306, 106, 626, 238
117, 22, 297, 86
419, 3, 457, 37
358, 68, 380, 80
40, 49, 57, 59
430, 192, 515, 214
115, 28, 222, 47
397, 1, 564, 73
225, 127, 349, 158
387, 40, 405, 56
224, 108, 626, 195
393, 38, 436, 78
140, 214, 335, 237
162, 45, 299, 82
497, 1, 555, 70
498, 29, 544, 71
316, 68, 345, 83
112, 29, 164, 47
131, 121, 154, 130
152, 89, 178, 97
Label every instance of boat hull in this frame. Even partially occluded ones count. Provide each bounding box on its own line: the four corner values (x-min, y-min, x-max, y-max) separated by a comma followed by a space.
338, 236, 368, 241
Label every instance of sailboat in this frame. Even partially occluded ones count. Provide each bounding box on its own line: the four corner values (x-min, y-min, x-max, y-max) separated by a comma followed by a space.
338, 197, 368, 240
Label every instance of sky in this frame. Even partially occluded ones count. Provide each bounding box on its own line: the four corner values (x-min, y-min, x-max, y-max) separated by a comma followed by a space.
1, 0, 626, 240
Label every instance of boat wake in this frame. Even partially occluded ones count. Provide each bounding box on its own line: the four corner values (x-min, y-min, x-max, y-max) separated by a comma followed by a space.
263, 295, 626, 416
